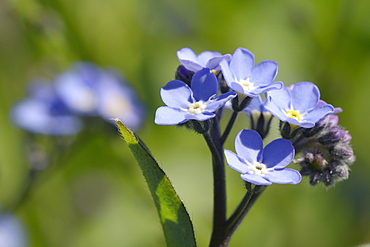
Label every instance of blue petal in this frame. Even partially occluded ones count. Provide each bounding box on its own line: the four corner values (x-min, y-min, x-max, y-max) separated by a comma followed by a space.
161, 80, 193, 108
205, 56, 230, 70
291, 82, 320, 112
235, 130, 263, 163
196, 50, 229, 70
10, 99, 82, 135
0, 214, 27, 247
230, 82, 245, 94
230, 48, 254, 81
265, 86, 291, 111
184, 112, 215, 121
191, 68, 218, 101
220, 60, 235, 87
55, 66, 100, 115
244, 95, 265, 113
248, 81, 283, 96
154, 106, 188, 125
206, 91, 237, 112
177, 48, 203, 72
94, 71, 144, 130
177, 47, 197, 61
250, 60, 278, 85
304, 104, 334, 123
197, 51, 222, 66
225, 150, 249, 174
264, 90, 290, 121
240, 173, 272, 185
262, 138, 295, 169
287, 118, 315, 128
264, 169, 302, 184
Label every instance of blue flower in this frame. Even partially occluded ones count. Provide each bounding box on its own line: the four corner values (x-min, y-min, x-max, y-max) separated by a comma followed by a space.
244, 95, 269, 115
220, 47, 283, 97
177, 47, 231, 72
93, 70, 145, 130
264, 82, 334, 128
0, 213, 27, 247
225, 130, 301, 185
155, 68, 236, 125
10, 81, 82, 136
243, 96, 273, 138
55, 63, 102, 115
55, 62, 145, 130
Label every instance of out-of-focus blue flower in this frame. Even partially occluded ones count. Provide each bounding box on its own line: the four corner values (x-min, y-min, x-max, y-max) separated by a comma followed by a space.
94, 70, 145, 129
55, 63, 101, 115
0, 214, 27, 247
224, 129, 301, 185
243, 96, 273, 139
244, 95, 268, 114
220, 47, 283, 97
155, 68, 236, 125
177, 47, 231, 72
10, 82, 82, 136
55, 62, 145, 130
264, 82, 334, 128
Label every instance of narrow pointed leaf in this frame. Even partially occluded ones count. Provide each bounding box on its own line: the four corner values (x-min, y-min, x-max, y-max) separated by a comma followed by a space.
115, 119, 196, 247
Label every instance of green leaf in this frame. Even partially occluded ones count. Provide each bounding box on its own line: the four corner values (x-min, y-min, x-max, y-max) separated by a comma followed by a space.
115, 120, 197, 247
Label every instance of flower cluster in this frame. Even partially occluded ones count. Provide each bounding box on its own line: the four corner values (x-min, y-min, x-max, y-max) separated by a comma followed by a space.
291, 107, 355, 186
11, 62, 145, 135
155, 47, 354, 187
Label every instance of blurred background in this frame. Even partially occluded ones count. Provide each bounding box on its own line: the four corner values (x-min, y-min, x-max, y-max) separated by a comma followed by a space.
0, 0, 369, 246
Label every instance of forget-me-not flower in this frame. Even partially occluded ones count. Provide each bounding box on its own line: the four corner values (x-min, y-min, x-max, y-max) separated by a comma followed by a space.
55, 63, 102, 116
93, 70, 145, 129
264, 82, 334, 128
220, 47, 283, 97
244, 95, 270, 117
225, 129, 301, 185
55, 62, 145, 130
155, 68, 236, 125
177, 47, 231, 72
0, 213, 27, 247
10, 81, 82, 136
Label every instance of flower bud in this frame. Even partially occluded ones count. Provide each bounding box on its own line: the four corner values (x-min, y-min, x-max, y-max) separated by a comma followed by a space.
330, 160, 350, 180
280, 121, 302, 139
250, 111, 273, 139
316, 114, 339, 128
318, 127, 347, 145
329, 144, 354, 161
231, 94, 252, 112
301, 125, 325, 138
216, 72, 230, 94
175, 65, 194, 86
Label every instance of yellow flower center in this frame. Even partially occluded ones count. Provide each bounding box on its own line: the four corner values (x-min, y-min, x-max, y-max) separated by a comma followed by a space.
188, 101, 207, 114
211, 70, 218, 75
286, 109, 303, 121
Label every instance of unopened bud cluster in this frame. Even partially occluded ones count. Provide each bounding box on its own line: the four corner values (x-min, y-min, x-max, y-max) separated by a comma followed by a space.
290, 114, 354, 187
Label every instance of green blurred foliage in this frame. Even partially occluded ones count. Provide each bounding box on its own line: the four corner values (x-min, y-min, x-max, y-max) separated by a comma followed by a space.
0, 0, 369, 246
